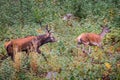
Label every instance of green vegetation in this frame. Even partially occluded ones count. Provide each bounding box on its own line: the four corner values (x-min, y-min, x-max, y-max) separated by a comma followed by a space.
0, 0, 120, 80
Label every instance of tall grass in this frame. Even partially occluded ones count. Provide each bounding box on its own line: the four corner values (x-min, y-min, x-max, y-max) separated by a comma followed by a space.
0, 0, 120, 80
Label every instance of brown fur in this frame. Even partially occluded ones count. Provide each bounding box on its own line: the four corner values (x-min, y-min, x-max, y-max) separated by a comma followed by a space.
4, 41, 11, 49
76, 25, 110, 54
77, 33, 102, 46
11, 36, 36, 52
4, 26, 56, 62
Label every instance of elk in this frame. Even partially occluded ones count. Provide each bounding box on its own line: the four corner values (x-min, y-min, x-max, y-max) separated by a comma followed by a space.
76, 25, 111, 54
4, 26, 56, 62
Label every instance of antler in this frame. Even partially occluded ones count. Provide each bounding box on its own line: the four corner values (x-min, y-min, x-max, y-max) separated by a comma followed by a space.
46, 25, 51, 33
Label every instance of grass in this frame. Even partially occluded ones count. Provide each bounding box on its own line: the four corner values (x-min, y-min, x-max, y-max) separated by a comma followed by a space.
0, 0, 120, 79
0, 16, 120, 80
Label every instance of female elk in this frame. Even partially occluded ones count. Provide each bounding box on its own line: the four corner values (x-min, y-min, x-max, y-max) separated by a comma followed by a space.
76, 25, 111, 54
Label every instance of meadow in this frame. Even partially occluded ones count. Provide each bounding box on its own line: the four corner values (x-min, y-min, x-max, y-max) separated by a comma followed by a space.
0, 0, 120, 80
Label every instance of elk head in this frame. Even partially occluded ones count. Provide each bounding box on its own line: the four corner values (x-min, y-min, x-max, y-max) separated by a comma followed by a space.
44, 25, 56, 43
99, 25, 111, 37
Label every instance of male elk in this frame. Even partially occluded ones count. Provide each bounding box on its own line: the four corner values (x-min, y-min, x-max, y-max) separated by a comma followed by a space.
76, 25, 111, 54
4, 26, 56, 62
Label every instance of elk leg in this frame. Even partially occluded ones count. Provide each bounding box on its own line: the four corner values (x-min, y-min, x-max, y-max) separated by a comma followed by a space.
77, 44, 80, 48
37, 48, 48, 62
13, 46, 19, 62
100, 46, 104, 50
11, 53, 14, 61
99, 44, 104, 51
94, 46, 98, 52
6, 48, 14, 61
82, 44, 87, 53
37, 48, 41, 54
82, 44, 84, 51
88, 46, 91, 54
77, 42, 81, 48
41, 53, 48, 62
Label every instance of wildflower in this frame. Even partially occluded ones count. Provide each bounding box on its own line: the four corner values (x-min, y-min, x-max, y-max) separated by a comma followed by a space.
104, 62, 111, 70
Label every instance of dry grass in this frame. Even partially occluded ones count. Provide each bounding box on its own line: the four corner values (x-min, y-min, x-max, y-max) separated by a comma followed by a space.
29, 52, 39, 74
13, 52, 22, 72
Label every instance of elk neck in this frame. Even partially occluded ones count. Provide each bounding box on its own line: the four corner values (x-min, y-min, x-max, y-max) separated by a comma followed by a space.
99, 30, 107, 38
36, 34, 50, 46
